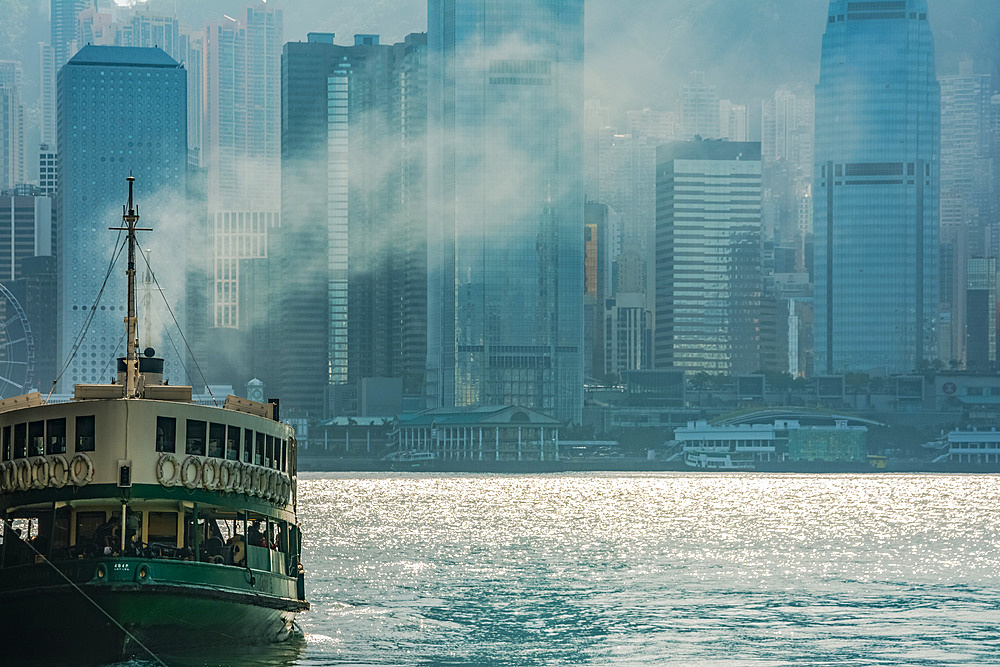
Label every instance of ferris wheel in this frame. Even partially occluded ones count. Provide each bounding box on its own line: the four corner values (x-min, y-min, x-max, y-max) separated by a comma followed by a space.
0, 284, 35, 398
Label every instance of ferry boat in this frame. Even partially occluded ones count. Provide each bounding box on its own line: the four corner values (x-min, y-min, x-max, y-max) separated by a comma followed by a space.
0, 177, 308, 663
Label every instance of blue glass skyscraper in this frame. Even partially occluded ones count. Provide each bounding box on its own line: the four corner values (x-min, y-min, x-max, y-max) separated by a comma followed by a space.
57, 46, 187, 389
427, 0, 584, 423
814, 0, 939, 374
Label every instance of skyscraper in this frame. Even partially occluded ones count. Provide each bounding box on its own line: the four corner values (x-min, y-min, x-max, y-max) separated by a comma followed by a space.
0, 61, 25, 189
280, 32, 428, 417
939, 62, 992, 366
814, 0, 940, 374
427, 0, 585, 423
57, 46, 187, 389
680, 71, 719, 140
719, 100, 749, 142
0, 185, 51, 280
43, 0, 88, 146
654, 140, 763, 374
965, 256, 997, 370
199, 3, 283, 387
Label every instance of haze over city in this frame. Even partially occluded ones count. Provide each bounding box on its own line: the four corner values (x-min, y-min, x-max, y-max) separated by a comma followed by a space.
2, 0, 1000, 464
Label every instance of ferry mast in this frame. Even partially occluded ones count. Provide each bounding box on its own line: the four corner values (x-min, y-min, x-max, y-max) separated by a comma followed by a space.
110, 175, 151, 398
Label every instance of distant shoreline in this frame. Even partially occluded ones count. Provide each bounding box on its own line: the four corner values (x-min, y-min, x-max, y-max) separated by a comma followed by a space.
298, 458, 1000, 475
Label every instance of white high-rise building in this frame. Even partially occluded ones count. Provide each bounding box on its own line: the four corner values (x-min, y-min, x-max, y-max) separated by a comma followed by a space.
203, 5, 282, 330
719, 100, 749, 142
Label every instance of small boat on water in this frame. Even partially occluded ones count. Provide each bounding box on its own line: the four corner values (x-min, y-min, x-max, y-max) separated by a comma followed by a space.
683, 450, 756, 471
0, 177, 308, 663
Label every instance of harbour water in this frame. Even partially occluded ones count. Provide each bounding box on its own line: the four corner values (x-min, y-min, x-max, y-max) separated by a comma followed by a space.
127, 472, 1000, 666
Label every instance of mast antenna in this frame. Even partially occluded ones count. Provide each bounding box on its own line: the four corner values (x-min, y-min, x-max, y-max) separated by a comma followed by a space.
110, 175, 152, 398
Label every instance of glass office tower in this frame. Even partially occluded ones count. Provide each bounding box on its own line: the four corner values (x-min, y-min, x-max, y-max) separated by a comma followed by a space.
427, 0, 585, 423
57, 46, 187, 389
814, 0, 940, 374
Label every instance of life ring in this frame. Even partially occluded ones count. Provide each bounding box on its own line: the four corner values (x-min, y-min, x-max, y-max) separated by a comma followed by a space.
15, 459, 32, 491
281, 476, 291, 503
247, 466, 259, 497
241, 463, 253, 495
202, 458, 220, 491
265, 470, 277, 502
30, 457, 49, 490
181, 456, 202, 490
253, 467, 266, 497
261, 470, 272, 501
229, 461, 242, 492
156, 453, 179, 487
49, 454, 70, 488
69, 453, 94, 487
260, 468, 271, 498
218, 460, 233, 492
268, 470, 280, 501
243, 463, 254, 495
0, 461, 11, 492
234, 463, 246, 494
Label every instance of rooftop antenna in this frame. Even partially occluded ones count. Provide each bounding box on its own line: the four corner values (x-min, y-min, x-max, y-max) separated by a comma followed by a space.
110, 174, 151, 398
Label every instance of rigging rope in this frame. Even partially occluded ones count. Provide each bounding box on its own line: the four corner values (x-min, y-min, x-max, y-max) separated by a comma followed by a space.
8, 530, 168, 666
46, 233, 127, 403
136, 246, 217, 406
99, 330, 128, 381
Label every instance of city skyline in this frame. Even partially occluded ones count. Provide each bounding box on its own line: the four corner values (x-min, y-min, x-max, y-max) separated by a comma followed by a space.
0, 0, 998, 426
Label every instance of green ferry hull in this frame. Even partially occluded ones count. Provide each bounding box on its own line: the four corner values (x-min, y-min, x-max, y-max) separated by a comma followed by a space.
0, 558, 307, 663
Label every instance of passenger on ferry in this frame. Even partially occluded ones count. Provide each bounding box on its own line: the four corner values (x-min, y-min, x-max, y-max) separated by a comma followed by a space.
248, 521, 267, 548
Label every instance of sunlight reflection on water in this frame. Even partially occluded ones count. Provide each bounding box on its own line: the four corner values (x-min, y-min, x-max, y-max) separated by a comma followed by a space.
294, 473, 1000, 666
130, 473, 1000, 666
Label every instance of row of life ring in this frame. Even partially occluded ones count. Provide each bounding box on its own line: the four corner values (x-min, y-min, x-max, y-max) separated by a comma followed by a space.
157, 454, 291, 504
0, 453, 94, 493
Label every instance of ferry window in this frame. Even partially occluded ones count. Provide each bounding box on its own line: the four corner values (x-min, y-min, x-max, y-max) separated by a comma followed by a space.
243, 430, 253, 463
226, 426, 240, 461
208, 423, 225, 458
147, 512, 178, 545
186, 420, 207, 456
29, 421, 44, 456
265, 435, 274, 468
280, 439, 287, 472
74, 511, 105, 547
75, 416, 96, 452
156, 416, 176, 453
255, 432, 264, 465
46, 418, 67, 455
1, 425, 9, 461
14, 423, 27, 458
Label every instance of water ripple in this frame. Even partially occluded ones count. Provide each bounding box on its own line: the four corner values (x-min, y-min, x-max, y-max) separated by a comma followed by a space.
288, 472, 1000, 665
